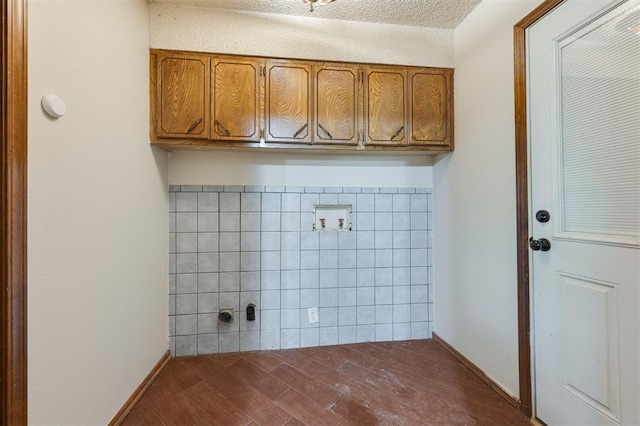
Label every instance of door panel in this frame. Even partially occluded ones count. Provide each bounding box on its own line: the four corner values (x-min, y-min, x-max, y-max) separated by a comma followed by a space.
266, 61, 312, 144
315, 66, 359, 145
156, 53, 210, 138
211, 59, 260, 141
560, 273, 620, 420
409, 70, 451, 146
364, 68, 407, 145
529, 1, 640, 425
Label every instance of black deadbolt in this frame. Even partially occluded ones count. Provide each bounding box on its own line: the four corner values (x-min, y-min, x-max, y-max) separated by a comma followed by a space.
536, 210, 550, 223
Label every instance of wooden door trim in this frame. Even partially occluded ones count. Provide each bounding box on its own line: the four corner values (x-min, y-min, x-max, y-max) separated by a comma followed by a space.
513, 0, 566, 418
1, 0, 28, 423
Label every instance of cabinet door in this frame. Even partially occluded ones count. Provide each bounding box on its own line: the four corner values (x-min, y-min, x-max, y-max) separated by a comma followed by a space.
314, 65, 359, 145
410, 69, 453, 148
211, 58, 261, 142
364, 68, 408, 146
154, 52, 209, 139
266, 61, 312, 144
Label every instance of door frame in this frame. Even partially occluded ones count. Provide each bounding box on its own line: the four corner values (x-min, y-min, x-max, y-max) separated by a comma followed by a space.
513, 0, 566, 418
1, 0, 28, 423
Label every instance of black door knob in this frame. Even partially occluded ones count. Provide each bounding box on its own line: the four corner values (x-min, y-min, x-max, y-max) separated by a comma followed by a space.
529, 237, 551, 252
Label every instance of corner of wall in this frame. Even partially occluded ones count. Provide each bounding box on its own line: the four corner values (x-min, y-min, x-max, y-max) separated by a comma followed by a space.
28, 0, 169, 423
433, 0, 544, 400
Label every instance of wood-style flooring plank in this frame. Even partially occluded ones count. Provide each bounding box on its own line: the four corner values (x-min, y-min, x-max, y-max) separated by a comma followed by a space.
275, 388, 347, 426
280, 357, 377, 406
337, 360, 416, 404
181, 381, 253, 425
122, 340, 531, 426
318, 344, 378, 369
119, 402, 163, 426
270, 363, 341, 408
241, 351, 284, 373
226, 358, 290, 400
329, 396, 398, 426
193, 356, 293, 425
145, 392, 203, 426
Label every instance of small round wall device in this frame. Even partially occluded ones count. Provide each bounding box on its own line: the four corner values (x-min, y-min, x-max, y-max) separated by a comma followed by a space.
41, 94, 66, 118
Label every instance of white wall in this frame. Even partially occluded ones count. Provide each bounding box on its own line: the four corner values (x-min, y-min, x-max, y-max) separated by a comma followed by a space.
433, 0, 542, 399
169, 151, 433, 187
150, 3, 444, 188
28, 0, 168, 424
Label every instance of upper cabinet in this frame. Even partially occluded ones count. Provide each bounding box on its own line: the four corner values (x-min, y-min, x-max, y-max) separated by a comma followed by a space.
150, 49, 454, 153
409, 69, 453, 148
364, 67, 408, 146
314, 64, 359, 145
211, 57, 261, 142
152, 51, 210, 139
265, 61, 312, 144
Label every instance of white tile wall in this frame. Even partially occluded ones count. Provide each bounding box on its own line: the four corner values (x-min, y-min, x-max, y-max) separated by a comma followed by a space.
169, 186, 433, 356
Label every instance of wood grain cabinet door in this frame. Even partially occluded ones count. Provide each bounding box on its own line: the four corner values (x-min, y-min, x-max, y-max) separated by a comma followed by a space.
211, 58, 261, 142
314, 65, 359, 145
364, 67, 408, 146
154, 52, 210, 139
410, 69, 453, 149
265, 61, 312, 144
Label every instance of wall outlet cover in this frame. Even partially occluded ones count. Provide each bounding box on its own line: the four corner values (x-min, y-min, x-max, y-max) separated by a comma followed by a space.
308, 307, 319, 324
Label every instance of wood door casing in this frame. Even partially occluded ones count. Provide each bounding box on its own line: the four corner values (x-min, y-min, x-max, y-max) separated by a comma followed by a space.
155, 53, 210, 139
314, 65, 359, 145
211, 58, 260, 141
410, 69, 452, 147
514, 0, 568, 418
1, 0, 28, 423
266, 61, 312, 144
364, 68, 408, 146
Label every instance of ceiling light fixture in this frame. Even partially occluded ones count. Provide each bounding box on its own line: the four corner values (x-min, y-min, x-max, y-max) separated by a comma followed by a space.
301, 0, 335, 12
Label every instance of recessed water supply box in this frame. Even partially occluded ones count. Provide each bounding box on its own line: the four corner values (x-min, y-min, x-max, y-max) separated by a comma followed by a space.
313, 205, 352, 231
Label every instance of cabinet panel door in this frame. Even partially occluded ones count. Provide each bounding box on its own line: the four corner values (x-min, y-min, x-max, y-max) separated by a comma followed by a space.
315, 65, 359, 145
365, 68, 407, 145
211, 58, 260, 141
155, 53, 209, 139
410, 69, 452, 148
266, 61, 312, 144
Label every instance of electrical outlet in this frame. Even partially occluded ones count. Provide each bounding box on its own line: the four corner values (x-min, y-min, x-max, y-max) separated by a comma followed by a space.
307, 307, 319, 324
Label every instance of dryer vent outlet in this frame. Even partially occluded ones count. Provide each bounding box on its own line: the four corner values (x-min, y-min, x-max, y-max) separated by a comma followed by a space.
218, 309, 233, 323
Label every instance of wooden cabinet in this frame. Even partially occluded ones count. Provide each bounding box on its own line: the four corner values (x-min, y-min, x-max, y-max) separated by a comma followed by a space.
314, 64, 359, 145
364, 67, 408, 146
265, 61, 312, 144
152, 52, 210, 139
363, 66, 453, 149
409, 69, 453, 147
150, 49, 454, 153
211, 58, 261, 142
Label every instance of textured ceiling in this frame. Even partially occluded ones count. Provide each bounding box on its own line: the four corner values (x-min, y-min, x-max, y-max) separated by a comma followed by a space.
149, 0, 481, 29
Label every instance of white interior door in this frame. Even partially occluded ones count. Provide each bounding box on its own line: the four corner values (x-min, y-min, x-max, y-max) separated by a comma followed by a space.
529, 1, 640, 425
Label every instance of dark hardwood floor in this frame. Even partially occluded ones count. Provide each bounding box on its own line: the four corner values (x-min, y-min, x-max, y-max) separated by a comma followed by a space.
122, 340, 531, 425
